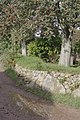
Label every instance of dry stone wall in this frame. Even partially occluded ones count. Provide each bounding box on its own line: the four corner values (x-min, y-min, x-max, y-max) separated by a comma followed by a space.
15, 64, 80, 97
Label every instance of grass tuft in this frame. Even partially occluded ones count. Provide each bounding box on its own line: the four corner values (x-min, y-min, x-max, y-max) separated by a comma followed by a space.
5, 68, 17, 81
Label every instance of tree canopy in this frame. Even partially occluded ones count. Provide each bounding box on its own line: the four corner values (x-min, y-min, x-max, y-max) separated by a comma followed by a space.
0, 0, 80, 66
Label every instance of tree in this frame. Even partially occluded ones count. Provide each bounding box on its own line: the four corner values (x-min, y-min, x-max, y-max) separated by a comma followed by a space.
57, 0, 80, 66
31, 0, 80, 66
0, 0, 36, 56
0, 0, 20, 52
1, 0, 80, 66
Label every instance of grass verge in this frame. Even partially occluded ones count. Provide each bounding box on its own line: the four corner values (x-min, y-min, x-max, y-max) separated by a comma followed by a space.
5, 68, 17, 81
5, 68, 80, 108
16, 56, 80, 74
5, 68, 26, 86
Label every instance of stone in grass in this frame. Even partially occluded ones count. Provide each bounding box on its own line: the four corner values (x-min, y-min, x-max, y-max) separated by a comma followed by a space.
72, 87, 80, 97
42, 74, 54, 93
24, 82, 35, 88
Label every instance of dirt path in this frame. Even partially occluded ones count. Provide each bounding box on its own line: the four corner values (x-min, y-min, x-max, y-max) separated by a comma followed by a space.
0, 65, 80, 120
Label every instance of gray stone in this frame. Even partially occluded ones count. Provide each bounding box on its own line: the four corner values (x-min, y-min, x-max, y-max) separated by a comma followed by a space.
24, 82, 35, 88
42, 75, 54, 93
72, 88, 80, 97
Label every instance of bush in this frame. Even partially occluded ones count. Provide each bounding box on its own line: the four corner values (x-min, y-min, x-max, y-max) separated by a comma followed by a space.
27, 37, 61, 63
0, 38, 21, 68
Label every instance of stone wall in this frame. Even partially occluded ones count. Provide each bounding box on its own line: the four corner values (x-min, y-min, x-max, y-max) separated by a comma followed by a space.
15, 64, 80, 97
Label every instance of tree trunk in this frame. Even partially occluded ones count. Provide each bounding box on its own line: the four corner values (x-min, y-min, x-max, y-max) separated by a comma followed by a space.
21, 40, 26, 56
59, 38, 71, 67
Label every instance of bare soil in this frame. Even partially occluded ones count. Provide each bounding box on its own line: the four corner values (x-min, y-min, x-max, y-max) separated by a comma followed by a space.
0, 64, 80, 120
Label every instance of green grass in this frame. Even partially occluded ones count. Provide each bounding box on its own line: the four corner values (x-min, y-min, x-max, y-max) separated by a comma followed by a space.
16, 56, 80, 74
25, 87, 53, 101
53, 93, 80, 108
27, 88, 80, 108
5, 68, 80, 108
5, 68, 24, 86
5, 68, 17, 81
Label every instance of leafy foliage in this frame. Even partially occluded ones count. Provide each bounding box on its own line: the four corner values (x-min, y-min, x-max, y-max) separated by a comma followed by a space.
0, 0, 80, 66
27, 37, 61, 62
0, 39, 20, 67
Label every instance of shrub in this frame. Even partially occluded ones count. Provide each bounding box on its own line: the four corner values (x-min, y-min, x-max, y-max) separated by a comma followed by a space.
27, 37, 61, 63
0, 36, 21, 67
